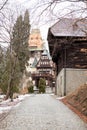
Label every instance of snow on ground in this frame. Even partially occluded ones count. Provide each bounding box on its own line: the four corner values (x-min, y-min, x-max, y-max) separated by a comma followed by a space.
18, 94, 31, 101
0, 94, 31, 114
56, 96, 65, 100
0, 106, 12, 114
0, 95, 5, 99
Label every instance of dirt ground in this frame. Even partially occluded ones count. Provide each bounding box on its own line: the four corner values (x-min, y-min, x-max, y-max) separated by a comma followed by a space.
61, 84, 87, 122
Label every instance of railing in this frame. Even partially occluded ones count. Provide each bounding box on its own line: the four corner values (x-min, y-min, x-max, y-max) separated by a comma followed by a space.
32, 72, 54, 79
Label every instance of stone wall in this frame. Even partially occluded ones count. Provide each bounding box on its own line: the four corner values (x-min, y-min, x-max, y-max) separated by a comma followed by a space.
56, 69, 65, 96
66, 68, 87, 94
56, 68, 87, 96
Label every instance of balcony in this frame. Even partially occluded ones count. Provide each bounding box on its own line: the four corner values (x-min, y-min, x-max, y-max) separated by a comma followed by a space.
31, 72, 54, 79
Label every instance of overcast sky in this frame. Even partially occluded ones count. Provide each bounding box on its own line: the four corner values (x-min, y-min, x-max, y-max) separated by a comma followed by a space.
1, 0, 86, 49
9, 0, 86, 32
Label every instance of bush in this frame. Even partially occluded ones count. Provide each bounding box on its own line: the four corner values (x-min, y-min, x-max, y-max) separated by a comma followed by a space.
28, 85, 34, 93
38, 78, 46, 93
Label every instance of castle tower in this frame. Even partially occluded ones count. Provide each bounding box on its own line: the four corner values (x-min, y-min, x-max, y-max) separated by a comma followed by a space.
26, 29, 44, 73
28, 29, 43, 50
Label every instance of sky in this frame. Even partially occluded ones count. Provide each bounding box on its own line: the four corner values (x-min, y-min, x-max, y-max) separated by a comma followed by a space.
1, 0, 86, 50
9, 0, 86, 50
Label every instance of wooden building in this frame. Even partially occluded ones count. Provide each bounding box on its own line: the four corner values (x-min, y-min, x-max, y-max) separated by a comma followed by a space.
32, 50, 56, 93
47, 18, 87, 96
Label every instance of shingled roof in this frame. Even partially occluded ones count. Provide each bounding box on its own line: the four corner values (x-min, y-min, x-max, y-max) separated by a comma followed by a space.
50, 18, 87, 37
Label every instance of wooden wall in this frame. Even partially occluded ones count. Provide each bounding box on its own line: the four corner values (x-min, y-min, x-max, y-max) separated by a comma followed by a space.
48, 36, 87, 74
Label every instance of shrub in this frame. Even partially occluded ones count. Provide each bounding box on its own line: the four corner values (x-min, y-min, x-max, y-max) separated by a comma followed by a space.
38, 78, 46, 93
28, 85, 34, 93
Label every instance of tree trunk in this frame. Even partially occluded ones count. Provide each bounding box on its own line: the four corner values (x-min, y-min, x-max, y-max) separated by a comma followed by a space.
5, 76, 14, 101
5, 52, 17, 100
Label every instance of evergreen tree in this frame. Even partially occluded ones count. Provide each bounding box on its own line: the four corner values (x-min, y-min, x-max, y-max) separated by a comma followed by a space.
12, 9, 30, 73
5, 10, 30, 100
0, 47, 20, 95
23, 9, 30, 40
38, 78, 46, 93
0, 46, 5, 93
23, 9, 31, 66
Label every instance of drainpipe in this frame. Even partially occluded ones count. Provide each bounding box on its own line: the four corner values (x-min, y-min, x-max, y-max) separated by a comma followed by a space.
64, 67, 66, 96
55, 63, 58, 95
64, 43, 67, 96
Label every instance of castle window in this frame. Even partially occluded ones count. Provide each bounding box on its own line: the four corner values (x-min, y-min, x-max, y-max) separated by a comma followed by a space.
36, 37, 38, 39
31, 37, 33, 40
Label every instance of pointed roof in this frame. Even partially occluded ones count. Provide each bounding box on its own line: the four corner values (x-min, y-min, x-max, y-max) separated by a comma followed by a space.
36, 49, 53, 69
32, 57, 38, 68
42, 49, 51, 59
42, 49, 48, 55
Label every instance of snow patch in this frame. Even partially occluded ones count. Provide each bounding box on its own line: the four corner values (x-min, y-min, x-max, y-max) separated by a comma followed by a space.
56, 96, 65, 100
0, 94, 31, 114
0, 106, 12, 114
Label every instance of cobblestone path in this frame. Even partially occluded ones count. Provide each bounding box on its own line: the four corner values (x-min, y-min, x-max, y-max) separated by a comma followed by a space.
0, 94, 87, 130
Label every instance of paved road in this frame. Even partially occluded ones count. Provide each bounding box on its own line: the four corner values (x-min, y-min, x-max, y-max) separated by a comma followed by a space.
0, 94, 87, 130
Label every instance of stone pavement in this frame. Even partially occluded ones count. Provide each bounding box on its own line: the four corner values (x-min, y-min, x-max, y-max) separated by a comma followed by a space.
0, 94, 87, 130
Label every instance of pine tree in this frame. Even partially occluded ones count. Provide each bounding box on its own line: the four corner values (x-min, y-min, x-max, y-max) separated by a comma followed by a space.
0, 47, 20, 95
5, 10, 30, 100
23, 9, 30, 41
12, 9, 30, 73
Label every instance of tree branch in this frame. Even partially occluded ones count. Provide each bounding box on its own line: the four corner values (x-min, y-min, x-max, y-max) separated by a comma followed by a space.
0, 0, 8, 11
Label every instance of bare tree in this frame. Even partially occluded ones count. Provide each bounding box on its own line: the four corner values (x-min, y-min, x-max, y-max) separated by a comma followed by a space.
0, 0, 8, 11
30, 0, 87, 26
0, 8, 18, 100
0, 6, 30, 100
